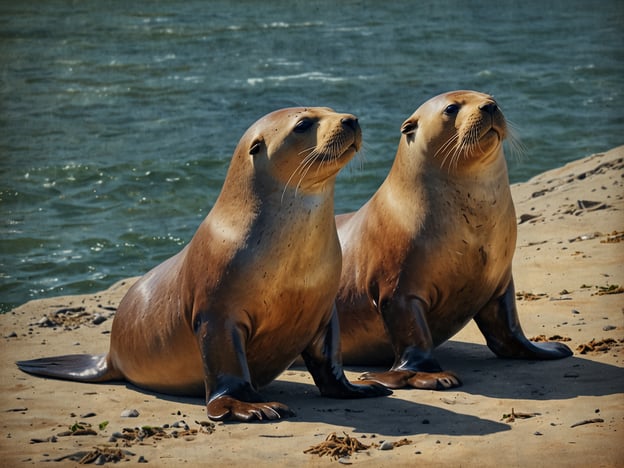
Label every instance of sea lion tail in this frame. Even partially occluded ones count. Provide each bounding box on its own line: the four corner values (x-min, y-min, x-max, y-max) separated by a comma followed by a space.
16, 354, 121, 383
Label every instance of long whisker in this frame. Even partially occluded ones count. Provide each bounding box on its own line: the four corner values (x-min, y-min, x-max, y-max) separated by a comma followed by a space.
504, 120, 526, 162
438, 134, 460, 171
281, 146, 317, 202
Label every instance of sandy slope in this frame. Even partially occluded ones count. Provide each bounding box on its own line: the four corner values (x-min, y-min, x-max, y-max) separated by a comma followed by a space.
1, 146, 622, 467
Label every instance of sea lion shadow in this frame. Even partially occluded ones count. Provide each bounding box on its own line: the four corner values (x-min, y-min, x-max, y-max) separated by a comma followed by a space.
435, 340, 624, 400
123, 374, 508, 436
262, 374, 510, 437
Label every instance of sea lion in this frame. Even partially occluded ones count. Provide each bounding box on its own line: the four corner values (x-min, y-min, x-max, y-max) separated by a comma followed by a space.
17, 107, 390, 421
335, 91, 572, 390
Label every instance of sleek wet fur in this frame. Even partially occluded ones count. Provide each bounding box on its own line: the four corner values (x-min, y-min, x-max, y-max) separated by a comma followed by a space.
17, 107, 390, 421
335, 91, 572, 390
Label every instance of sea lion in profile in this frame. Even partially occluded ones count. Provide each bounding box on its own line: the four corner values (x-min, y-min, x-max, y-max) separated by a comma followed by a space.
335, 91, 572, 390
17, 107, 390, 421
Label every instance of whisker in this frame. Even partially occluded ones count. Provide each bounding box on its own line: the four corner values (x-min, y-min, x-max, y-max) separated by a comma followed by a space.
282, 146, 317, 202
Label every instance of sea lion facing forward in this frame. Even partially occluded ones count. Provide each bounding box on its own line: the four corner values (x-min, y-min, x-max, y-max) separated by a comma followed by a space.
336, 91, 572, 390
17, 107, 390, 421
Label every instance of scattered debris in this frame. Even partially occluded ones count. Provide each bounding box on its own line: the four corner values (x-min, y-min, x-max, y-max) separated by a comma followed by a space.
569, 232, 601, 242
518, 213, 542, 224
565, 200, 610, 217
571, 418, 604, 428
530, 334, 571, 343
594, 284, 623, 296
576, 338, 620, 354
304, 433, 412, 460
52, 447, 136, 464
601, 231, 624, 244
516, 291, 548, 301
32, 306, 115, 330
501, 408, 541, 423
304, 432, 371, 460
56, 421, 98, 437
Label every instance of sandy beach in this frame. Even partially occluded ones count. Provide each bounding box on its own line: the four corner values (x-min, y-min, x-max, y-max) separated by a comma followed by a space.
1, 146, 622, 467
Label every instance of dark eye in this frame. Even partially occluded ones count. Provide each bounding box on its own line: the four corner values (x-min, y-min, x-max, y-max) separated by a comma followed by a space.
294, 118, 314, 133
444, 104, 460, 115
401, 121, 417, 135
249, 140, 262, 155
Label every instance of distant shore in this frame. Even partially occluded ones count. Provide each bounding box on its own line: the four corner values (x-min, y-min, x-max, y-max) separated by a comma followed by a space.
1, 146, 622, 467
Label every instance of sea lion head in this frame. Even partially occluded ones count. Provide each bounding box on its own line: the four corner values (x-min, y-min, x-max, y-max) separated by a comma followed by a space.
234, 107, 361, 193
400, 90, 507, 170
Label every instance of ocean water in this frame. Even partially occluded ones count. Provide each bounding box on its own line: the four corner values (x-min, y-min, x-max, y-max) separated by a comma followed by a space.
1, 0, 623, 311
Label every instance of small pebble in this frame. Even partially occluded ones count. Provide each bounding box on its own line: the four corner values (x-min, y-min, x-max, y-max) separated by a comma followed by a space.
92, 314, 107, 325
37, 317, 55, 327
138, 455, 148, 463
379, 440, 394, 450
80, 412, 96, 418
95, 454, 106, 465
602, 325, 616, 331
121, 409, 140, 418
338, 456, 352, 465
534, 431, 543, 436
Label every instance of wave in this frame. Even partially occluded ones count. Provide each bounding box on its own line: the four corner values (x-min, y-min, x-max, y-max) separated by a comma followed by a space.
247, 71, 346, 86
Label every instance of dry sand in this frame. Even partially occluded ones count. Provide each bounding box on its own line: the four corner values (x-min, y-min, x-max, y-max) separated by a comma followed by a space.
1, 146, 623, 467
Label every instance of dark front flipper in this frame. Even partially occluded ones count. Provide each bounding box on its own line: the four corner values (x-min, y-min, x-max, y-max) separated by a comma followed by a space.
16, 354, 119, 382
361, 295, 461, 390
474, 279, 573, 360
207, 377, 294, 422
302, 305, 391, 398
196, 319, 294, 422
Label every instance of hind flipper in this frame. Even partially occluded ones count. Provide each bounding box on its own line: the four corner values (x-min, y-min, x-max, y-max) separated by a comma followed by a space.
474, 280, 572, 360
16, 354, 120, 382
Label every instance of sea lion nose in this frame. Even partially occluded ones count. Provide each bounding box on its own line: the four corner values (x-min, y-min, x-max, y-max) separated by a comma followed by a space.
479, 102, 498, 115
341, 116, 359, 130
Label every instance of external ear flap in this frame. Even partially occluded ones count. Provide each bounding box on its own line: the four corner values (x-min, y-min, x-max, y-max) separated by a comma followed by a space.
249, 138, 263, 156
401, 119, 417, 135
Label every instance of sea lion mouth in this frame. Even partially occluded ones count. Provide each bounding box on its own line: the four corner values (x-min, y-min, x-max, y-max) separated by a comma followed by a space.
483, 125, 501, 141
316, 131, 361, 163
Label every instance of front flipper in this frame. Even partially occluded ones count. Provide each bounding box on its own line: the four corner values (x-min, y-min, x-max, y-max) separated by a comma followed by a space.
195, 319, 294, 422
362, 295, 461, 390
474, 279, 573, 360
302, 305, 391, 398
207, 377, 294, 422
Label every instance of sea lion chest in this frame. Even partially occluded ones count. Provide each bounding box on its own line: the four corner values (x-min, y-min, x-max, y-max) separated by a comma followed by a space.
201, 194, 342, 387
409, 170, 517, 342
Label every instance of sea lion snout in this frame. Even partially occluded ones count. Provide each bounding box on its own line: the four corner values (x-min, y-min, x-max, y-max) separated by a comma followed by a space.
478, 101, 498, 116
341, 115, 359, 130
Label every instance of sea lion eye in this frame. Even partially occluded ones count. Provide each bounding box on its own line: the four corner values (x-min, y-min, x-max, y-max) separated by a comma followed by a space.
294, 118, 314, 133
249, 140, 262, 155
401, 120, 417, 135
444, 104, 460, 115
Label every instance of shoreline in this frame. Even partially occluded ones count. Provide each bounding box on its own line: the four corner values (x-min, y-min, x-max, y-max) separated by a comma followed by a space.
1, 146, 623, 466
